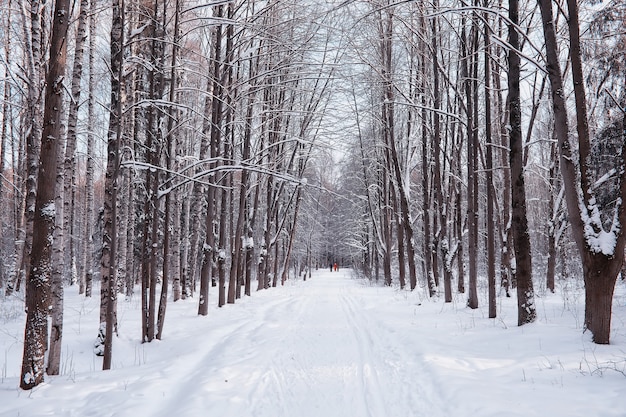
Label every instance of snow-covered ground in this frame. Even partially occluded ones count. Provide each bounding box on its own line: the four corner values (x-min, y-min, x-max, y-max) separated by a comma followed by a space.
1, 269, 625, 416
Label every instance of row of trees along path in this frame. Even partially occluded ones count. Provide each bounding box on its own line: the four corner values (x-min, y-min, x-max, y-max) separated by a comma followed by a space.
0, 0, 623, 390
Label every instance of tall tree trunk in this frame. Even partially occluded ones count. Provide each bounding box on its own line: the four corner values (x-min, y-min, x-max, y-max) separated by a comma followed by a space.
188, 76, 212, 300
63, 0, 89, 290
82, 0, 97, 297
13, 0, 46, 298
146, 9, 164, 342
0, 0, 11, 291
47, 112, 66, 376
484, 5, 496, 319
100, 0, 124, 369
431, 3, 450, 300
20, 0, 71, 388
157, 0, 181, 339
455, 170, 464, 294
462, 15, 478, 309
199, 4, 225, 313
509, 0, 536, 326
545, 141, 559, 293
393, 191, 406, 290
231, 88, 254, 299
538, 0, 626, 343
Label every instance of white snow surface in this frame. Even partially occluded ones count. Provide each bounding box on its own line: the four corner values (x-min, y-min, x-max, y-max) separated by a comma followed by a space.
1, 269, 626, 416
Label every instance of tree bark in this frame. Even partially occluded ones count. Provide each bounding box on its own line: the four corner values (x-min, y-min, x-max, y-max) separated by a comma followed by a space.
545, 141, 559, 293
12, 0, 45, 299
484, 5, 496, 319
20, 0, 71, 388
82, 0, 97, 297
538, 0, 626, 343
509, 0, 536, 326
63, 0, 89, 290
157, 0, 181, 339
100, 0, 124, 369
200, 4, 225, 313
462, 15, 478, 309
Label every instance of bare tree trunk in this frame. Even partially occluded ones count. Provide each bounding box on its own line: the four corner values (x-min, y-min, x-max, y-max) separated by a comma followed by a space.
47, 111, 66, 376
82, 0, 97, 297
231, 86, 254, 299
157, 0, 181, 339
421, 116, 434, 296
63, 0, 89, 291
188, 78, 212, 300
454, 119, 465, 294
496, 17, 512, 297
538, 0, 626, 343
509, 0, 536, 326
244, 178, 259, 296
0, 1, 12, 291
13, 0, 46, 298
545, 141, 558, 293
218, 144, 230, 305
100, 0, 124, 369
461, 14, 478, 309
484, 5, 496, 319
20, 0, 70, 388
393, 191, 406, 290
199, 4, 225, 313
381, 162, 393, 287
242, 49, 261, 297
429, 3, 451, 300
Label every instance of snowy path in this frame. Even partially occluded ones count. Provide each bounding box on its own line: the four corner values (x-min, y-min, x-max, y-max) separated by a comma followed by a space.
237, 272, 445, 417
2, 268, 626, 416
145, 270, 447, 417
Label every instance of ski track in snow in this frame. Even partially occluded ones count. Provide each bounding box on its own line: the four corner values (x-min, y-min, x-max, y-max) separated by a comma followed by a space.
4, 268, 623, 416
134, 271, 445, 416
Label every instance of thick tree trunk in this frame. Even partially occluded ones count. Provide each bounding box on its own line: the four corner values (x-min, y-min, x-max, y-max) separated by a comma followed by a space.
20, 0, 70, 388
47, 119, 65, 376
583, 255, 622, 344
538, 0, 626, 343
509, 0, 536, 326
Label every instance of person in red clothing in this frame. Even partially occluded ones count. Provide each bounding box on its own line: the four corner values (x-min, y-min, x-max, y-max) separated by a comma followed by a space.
333, 263, 338, 271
